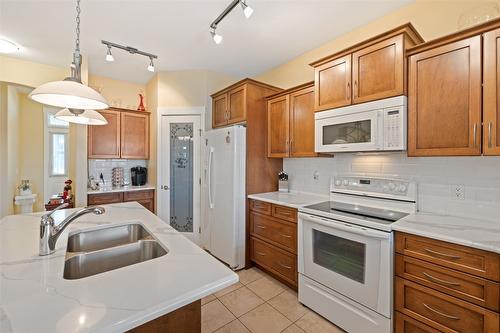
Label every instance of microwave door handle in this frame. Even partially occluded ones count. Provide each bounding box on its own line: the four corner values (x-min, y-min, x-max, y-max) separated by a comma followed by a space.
302, 214, 390, 239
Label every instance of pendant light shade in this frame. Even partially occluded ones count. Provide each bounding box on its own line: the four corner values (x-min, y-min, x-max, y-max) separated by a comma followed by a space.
55, 108, 108, 125
29, 80, 108, 110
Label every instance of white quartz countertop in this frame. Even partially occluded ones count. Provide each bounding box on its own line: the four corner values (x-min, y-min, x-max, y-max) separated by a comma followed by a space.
87, 184, 155, 195
0, 202, 238, 333
247, 191, 328, 209
392, 212, 500, 254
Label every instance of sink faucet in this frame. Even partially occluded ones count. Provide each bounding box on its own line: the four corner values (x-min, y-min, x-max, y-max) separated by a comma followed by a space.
39, 203, 105, 256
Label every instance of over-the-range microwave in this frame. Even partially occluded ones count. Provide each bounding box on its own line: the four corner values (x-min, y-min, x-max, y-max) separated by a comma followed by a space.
315, 96, 407, 153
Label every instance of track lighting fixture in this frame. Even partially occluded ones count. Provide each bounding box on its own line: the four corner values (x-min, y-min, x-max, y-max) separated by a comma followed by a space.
102, 40, 158, 72
209, 0, 254, 44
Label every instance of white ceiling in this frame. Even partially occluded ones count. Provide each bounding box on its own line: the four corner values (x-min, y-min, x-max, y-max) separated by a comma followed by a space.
0, 0, 412, 84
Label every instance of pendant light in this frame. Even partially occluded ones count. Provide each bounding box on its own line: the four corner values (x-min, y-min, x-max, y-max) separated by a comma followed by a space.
29, 0, 109, 125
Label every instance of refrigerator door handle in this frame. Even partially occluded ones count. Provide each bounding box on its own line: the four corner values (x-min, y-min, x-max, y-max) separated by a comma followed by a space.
208, 147, 215, 209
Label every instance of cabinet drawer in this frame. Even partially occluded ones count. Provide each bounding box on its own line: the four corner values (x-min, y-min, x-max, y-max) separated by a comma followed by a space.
249, 199, 271, 215
250, 237, 297, 285
395, 311, 441, 333
396, 254, 500, 311
271, 204, 297, 223
88, 192, 123, 205
395, 232, 500, 281
124, 190, 154, 201
250, 212, 296, 253
395, 277, 499, 333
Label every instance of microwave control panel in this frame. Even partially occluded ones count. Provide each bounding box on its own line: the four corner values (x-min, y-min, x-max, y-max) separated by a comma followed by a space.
383, 107, 406, 150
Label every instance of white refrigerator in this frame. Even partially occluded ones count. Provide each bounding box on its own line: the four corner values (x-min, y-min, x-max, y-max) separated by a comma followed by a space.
203, 125, 246, 270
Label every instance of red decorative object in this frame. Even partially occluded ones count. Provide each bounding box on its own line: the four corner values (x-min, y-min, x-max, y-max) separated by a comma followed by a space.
137, 93, 146, 111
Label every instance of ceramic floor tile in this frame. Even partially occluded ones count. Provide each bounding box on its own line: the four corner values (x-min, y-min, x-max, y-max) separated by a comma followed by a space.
239, 303, 292, 333
237, 267, 265, 285
295, 311, 345, 333
282, 324, 306, 333
202, 294, 217, 305
267, 290, 310, 321
214, 282, 244, 298
202, 299, 236, 333
246, 277, 284, 301
219, 286, 264, 317
214, 319, 251, 333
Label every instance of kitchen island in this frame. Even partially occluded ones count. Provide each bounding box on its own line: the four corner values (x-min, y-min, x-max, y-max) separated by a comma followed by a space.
0, 202, 238, 333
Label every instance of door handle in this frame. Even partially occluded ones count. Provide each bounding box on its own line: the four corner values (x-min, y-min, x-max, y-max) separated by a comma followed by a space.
347, 82, 350, 100
353, 80, 358, 98
424, 248, 461, 260
256, 225, 266, 229
473, 123, 477, 147
422, 272, 461, 287
488, 122, 493, 148
161, 185, 170, 190
423, 303, 460, 320
278, 262, 292, 269
279, 233, 292, 238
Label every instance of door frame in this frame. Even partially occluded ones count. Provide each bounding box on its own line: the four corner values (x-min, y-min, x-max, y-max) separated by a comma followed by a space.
157, 107, 205, 243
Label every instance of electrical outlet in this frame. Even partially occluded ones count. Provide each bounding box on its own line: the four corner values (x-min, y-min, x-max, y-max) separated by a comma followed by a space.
313, 171, 319, 181
453, 185, 465, 200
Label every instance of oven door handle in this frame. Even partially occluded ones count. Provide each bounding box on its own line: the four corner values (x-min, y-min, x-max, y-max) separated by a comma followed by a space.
301, 214, 390, 239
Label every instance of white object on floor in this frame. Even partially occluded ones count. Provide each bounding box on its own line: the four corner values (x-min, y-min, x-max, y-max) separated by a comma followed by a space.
14, 194, 37, 213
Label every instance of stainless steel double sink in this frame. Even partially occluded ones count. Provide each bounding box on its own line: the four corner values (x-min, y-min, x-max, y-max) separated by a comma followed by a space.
63, 223, 168, 280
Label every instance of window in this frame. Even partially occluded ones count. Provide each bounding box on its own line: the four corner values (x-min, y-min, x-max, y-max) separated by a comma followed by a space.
50, 133, 68, 176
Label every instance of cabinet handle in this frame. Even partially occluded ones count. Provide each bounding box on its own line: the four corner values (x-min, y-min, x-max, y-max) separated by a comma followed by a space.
423, 303, 460, 320
290, 140, 294, 154
256, 225, 266, 229
279, 233, 292, 238
354, 80, 358, 98
256, 251, 266, 256
422, 272, 461, 287
424, 248, 461, 260
278, 262, 292, 269
473, 123, 477, 147
347, 82, 350, 99
488, 122, 493, 148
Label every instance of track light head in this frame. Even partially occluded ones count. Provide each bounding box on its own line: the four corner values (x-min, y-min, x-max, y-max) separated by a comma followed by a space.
240, 0, 253, 19
210, 28, 223, 44
105, 45, 114, 62
147, 57, 155, 72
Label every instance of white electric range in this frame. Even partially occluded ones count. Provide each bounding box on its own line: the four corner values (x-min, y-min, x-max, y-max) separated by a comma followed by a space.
298, 175, 417, 333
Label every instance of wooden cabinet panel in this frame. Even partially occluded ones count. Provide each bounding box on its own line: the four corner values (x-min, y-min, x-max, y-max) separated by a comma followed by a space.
395, 232, 500, 281
483, 27, 500, 155
395, 277, 499, 333
314, 55, 351, 111
123, 190, 154, 201
396, 254, 500, 311
267, 95, 289, 157
250, 237, 297, 286
290, 86, 316, 157
395, 311, 447, 333
228, 85, 246, 124
408, 36, 482, 156
212, 93, 228, 128
120, 112, 149, 159
271, 204, 297, 223
135, 199, 154, 212
88, 192, 123, 205
249, 199, 271, 215
352, 35, 404, 103
250, 212, 296, 253
88, 109, 121, 158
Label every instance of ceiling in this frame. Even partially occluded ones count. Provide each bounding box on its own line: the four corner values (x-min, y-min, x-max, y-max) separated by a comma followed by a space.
0, 0, 412, 84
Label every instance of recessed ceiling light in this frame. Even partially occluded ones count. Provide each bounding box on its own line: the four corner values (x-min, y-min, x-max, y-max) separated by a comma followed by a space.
241, 1, 254, 19
0, 38, 20, 53
210, 29, 223, 44
147, 57, 155, 72
105, 45, 114, 62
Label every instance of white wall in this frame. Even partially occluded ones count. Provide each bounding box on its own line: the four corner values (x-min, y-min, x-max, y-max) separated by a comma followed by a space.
284, 153, 500, 222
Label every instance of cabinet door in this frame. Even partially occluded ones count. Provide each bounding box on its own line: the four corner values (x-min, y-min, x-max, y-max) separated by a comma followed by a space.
88, 109, 121, 158
483, 28, 500, 155
352, 35, 404, 104
228, 85, 246, 124
267, 95, 289, 157
212, 93, 228, 128
120, 112, 149, 159
314, 55, 352, 111
290, 86, 316, 157
408, 36, 482, 156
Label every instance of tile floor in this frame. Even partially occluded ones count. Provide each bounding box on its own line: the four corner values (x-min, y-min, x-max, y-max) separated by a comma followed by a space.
201, 267, 345, 333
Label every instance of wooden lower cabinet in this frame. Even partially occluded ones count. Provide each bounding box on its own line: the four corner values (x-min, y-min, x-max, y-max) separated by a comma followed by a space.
88, 189, 155, 213
395, 232, 500, 333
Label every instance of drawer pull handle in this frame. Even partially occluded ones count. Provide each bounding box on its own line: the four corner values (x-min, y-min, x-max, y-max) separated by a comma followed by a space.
423, 303, 460, 321
423, 272, 461, 287
280, 234, 292, 238
278, 262, 292, 269
256, 251, 266, 256
424, 248, 461, 260
256, 225, 266, 229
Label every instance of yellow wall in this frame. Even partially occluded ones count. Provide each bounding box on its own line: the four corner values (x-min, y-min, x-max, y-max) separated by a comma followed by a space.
255, 0, 500, 88
6, 86, 20, 215
88, 74, 146, 110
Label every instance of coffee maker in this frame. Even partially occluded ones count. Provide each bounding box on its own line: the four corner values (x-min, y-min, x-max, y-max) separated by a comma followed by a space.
131, 166, 147, 186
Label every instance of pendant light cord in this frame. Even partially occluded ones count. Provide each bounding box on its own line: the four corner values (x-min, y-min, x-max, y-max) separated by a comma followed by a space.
70, 0, 82, 83
75, 0, 80, 53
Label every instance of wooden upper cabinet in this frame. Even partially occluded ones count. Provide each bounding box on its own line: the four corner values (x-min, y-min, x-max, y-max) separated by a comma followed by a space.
228, 85, 247, 124
267, 95, 290, 158
483, 27, 500, 155
88, 109, 121, 158
352, 35, 404, 103
290, 86, 316, 157
314, 55, 351, 111
408, 36, 482, 156
121, 112, 149, 159
212, 93, 228, 128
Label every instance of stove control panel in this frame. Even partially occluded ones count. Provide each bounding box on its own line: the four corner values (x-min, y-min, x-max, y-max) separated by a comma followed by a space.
332, 176, 416, 200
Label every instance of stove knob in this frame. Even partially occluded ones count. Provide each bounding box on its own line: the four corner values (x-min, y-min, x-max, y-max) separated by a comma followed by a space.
388, 183, 396, 191
343, 179, 349, 186
334, 179, 341, 186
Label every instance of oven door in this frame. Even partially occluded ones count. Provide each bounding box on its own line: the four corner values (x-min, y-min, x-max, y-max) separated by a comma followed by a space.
298, 213, 392, 316
315, 109, 382, 152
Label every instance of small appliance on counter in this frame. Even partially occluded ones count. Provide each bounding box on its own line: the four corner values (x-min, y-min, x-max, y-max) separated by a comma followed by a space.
278, 171, 289, 192
131, 166, 147, 186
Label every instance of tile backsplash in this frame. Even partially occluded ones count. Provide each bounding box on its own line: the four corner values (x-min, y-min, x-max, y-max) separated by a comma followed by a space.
284, 153, 500, 222
88, 159, 147, 187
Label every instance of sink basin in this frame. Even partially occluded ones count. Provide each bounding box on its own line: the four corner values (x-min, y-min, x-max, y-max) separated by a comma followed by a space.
64, 240, 167, 280
67, 223, 153, 252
